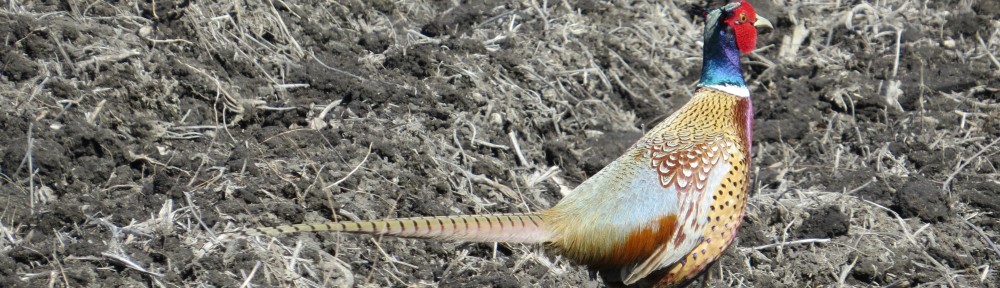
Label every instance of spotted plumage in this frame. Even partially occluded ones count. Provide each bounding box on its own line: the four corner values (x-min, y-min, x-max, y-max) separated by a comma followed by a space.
219, 1, 771, 287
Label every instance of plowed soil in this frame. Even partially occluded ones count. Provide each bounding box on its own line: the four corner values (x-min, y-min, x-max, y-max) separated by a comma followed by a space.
1, 0, 998, 287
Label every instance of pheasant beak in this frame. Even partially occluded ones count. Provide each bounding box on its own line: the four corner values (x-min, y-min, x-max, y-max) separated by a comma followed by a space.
754, 15, 773, 33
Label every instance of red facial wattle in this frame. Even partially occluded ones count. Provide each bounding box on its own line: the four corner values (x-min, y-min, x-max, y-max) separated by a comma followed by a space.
724, 2, 760, 54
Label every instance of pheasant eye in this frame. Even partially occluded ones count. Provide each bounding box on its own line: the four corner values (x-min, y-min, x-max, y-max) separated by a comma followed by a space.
738, 14, 748, 24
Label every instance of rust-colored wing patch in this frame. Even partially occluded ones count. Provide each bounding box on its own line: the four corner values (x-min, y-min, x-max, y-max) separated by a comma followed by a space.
604, 214, 678, 267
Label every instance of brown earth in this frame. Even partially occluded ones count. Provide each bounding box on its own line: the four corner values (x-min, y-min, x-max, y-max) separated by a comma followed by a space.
1, 0, 998, 287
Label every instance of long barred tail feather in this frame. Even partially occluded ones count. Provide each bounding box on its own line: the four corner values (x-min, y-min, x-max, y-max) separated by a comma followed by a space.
219, 213, 552, 243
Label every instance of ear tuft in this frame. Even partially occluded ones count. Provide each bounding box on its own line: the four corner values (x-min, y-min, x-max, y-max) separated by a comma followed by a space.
686, 5, 709, 19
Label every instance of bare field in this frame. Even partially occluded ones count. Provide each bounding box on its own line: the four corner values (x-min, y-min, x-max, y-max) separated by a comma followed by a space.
1, 0, 998, 287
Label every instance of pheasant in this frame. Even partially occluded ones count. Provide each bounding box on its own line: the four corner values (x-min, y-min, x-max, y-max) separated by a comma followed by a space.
220, 1, 771, 287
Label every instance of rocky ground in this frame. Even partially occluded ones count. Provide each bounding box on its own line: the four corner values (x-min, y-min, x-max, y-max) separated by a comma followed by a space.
1, 0, 998, 287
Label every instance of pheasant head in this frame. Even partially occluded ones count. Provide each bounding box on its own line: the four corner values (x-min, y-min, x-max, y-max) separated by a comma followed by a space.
712, 0, 771, 54
699, 0, 772, 92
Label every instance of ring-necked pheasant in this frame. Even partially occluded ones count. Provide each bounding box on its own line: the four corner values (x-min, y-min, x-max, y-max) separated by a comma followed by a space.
220, 1, 771, 286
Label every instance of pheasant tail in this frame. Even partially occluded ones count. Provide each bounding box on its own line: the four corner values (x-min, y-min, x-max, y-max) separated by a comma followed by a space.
219, 213, 553, 243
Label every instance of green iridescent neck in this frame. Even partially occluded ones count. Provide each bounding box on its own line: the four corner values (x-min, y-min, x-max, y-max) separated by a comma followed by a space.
699, 26, 745, 88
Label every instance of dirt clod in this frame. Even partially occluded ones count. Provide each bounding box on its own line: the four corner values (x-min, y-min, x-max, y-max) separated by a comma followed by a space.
795, 206, 850, 239
894, 179, 950, 223
1, 49, 39, 81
